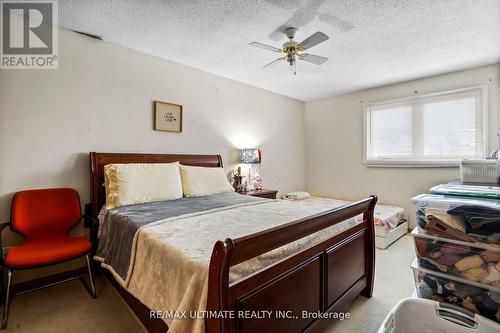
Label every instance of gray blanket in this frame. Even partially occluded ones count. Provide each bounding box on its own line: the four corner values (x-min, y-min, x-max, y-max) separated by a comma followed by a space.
96, 192, 264, 279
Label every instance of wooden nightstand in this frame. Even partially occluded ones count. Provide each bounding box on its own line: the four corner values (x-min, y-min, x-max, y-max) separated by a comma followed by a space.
236, 189, 278, 199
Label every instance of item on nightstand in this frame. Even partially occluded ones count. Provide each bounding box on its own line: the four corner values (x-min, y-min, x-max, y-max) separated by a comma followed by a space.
232, 166, 245, 191
283, 191, 310, 200
252, 174, 263, 190
378, 298, 500, 333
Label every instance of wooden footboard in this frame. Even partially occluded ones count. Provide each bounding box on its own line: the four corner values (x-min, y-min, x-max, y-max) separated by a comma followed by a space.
206, 195, 377, 333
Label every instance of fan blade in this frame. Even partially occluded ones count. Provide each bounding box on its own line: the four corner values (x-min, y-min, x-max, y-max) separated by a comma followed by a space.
249, 42, 282, 53
300, 54, 328, 65
298, 31, 329, 50
263, 57, 286, 68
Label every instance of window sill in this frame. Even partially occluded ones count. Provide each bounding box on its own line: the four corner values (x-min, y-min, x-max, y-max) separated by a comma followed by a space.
363, 160, 461, 168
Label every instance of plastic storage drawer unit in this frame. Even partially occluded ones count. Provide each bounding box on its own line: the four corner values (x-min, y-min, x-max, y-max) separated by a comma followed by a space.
412, 259, 500, 323
411, 227, 500, 288
378, 298, 500, 333
412, 194, 500, 245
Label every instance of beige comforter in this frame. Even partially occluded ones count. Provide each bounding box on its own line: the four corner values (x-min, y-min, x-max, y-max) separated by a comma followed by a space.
104, 199, 361, 333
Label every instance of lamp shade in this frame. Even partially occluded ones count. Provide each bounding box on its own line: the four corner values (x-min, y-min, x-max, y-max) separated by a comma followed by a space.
240, 148, 261, 164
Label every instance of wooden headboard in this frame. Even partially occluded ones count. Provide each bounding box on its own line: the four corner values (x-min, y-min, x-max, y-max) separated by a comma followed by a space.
89, 152, 223, 217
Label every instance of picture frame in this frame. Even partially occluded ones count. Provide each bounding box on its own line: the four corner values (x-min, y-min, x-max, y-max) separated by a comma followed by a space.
154, 101, 183, 133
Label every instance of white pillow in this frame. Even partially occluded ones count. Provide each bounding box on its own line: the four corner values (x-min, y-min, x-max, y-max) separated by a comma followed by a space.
104, 162, 182, 209
180, 165, 234, 197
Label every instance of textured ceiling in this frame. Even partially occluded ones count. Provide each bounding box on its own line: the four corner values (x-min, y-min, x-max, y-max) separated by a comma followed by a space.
59, 0, 500, 101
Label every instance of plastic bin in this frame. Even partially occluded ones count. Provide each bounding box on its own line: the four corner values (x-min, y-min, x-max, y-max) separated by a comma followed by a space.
430, 183, 500, 200
378, 298, 500, 333
412, 194, 500, 245
411, 227, 500, 288
411, 259, 500, 323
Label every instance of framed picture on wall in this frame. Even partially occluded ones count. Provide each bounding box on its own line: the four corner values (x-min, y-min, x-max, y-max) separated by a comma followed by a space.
154, 101, 183, 133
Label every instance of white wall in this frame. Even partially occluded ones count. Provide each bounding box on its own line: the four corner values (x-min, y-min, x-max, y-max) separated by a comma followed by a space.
305, 64, 500, 227
2, 24, 497, 284
0, 28, 305, 282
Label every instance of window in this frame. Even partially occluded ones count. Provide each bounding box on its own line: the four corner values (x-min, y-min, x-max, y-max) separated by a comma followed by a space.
363, 86, 487, 167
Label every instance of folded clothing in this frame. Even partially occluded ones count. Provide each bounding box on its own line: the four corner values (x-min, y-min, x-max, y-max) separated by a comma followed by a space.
414, 195, 500, 244
467, 216, 500, 230
414, 232, 500, 288
461, 267, 488, 282
282, 191, 310, 201
435, 254, 461, 267
483, 264, 500, 285
426, 208, 467, 233
420, 208, 477, 243
448, 205, 500, 219
418, 272, 500, 323
482, 249, 500, 263
448, 205, 500, 237
455, 255, 484, 272
441, 243, 471, 255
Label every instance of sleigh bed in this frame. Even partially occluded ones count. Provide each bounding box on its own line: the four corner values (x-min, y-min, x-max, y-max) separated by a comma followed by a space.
88, 152, 377, 333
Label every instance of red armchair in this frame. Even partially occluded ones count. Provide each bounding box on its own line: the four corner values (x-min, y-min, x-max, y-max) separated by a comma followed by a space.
0, 188, 96, 329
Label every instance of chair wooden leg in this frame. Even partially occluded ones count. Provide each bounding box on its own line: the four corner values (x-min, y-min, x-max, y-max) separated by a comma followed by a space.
85, 254, 96, 298
2, 269, 13, 329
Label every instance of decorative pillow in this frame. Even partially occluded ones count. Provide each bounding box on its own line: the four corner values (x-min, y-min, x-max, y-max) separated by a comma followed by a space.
180, 165, 234, 197
104, 162, 182, 209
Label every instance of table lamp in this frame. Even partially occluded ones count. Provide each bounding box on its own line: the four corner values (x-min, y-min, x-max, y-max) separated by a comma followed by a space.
240, 148, 262, 190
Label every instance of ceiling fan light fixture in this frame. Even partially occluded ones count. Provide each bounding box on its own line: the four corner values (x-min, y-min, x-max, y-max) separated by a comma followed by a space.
249, 27, 329, 76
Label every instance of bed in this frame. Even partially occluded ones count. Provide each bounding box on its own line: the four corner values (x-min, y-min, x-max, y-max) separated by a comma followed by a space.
87, 152, 377, 333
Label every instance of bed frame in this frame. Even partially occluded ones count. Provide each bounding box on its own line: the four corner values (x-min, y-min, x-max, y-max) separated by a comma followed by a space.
89, 152, 377, 333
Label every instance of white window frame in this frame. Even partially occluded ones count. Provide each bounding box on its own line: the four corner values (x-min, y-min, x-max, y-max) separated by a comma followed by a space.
363, 85, 488, 167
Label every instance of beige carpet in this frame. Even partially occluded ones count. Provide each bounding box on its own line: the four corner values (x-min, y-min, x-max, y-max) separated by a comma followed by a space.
1, 235, 415, 332
2, 275, 147, 332
324, 235, 416, 332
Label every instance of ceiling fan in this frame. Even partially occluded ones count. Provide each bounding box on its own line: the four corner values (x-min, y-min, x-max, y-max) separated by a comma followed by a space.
249, 27, 329, 75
